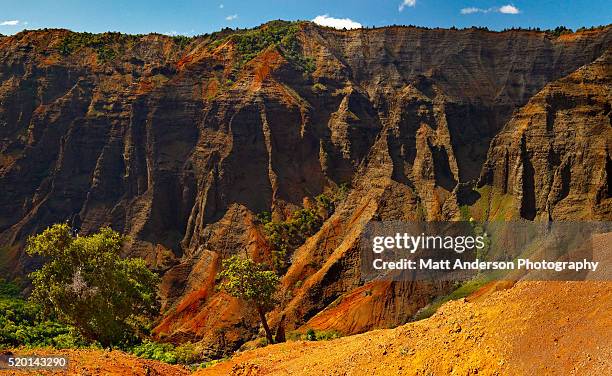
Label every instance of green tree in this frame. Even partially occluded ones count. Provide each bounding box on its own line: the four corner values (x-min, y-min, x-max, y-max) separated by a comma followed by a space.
263, 208, 323, 273
218, 255, 279, 344
26, 224, 160, 347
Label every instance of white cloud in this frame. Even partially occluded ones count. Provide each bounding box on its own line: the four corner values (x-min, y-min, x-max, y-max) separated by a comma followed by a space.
460, 5, 520, 15
312, 15, 362, 30
219, 4, 224, 8
398, 0, 416, 12
499, 4, 520, 14
0, 20, 20, 26
164, 30, 179, 36
225, 14, 238, 21
460, 7, 482, 14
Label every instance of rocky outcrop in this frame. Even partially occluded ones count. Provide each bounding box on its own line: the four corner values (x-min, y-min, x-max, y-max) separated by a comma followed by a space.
0, 23, 610, 353
479, 49, 612, 220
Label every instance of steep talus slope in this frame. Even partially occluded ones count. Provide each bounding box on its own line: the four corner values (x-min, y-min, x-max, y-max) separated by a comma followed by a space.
196, 281, 612, 376
0, 23, 610, 353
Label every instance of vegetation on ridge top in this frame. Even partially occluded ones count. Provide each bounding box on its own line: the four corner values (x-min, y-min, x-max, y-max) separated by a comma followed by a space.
52, 22, 609, 64
213, 20, 316, 72
57, 31, 194, 61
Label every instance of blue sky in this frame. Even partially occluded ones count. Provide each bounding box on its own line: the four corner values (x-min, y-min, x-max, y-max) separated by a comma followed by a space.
0, 0, 610, 35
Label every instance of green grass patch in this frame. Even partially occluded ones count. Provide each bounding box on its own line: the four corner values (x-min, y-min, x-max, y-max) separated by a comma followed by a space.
473, 185, 516, 221
287, 329, 343, 342
196, 357, 229, 370
129, 340, 204, 365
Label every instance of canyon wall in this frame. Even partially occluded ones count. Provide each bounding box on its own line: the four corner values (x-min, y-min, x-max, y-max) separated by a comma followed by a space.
0, 23, 610, 354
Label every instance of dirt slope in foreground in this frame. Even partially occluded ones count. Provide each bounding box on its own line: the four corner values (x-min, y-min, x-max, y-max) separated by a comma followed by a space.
0, 349, 189, 376
1, 281, 609, 375
197, 281, 612, 376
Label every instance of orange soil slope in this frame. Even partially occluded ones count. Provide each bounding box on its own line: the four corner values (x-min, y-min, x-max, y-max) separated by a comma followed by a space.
197, 281, 612, 376
0, 349, 189, 376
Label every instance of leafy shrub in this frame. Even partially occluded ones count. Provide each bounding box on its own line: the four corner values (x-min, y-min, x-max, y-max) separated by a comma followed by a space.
58, 31, 194, 62
0, 279, 19, 297
57, 32, 135, 61
198, 357, 229, 369
315, 183, 348, 215
264, 208, 322, 272
173, 342, 203, 364
292, 328, 342, 342
262, 183, 350, 272
306, 328, 316, 341
256, 211, 272, 225
545, 26, 573, 37
313, 330, 342, 341
315, 193, 334, 215
575, 25, 608, 32
26, 224, 160, 348
130, 340, 178, 364
171, 35, 193, 49
130, 340, 203, 365
312, 82, 327, 93
0, 279, 88, 349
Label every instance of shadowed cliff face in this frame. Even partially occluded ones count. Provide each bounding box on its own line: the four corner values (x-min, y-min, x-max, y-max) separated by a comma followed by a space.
1, 22, 611, 353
